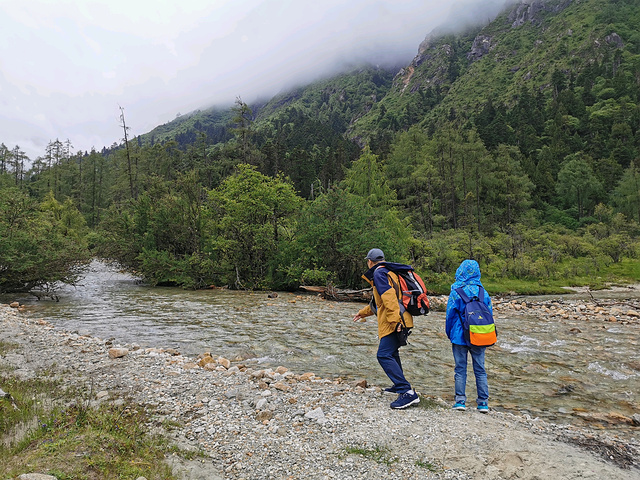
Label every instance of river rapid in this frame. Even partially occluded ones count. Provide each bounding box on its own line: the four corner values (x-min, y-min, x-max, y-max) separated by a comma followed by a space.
5, 261, 639, 443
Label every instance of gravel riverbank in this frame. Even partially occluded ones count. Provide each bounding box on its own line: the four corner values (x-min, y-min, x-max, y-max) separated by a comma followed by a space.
1, 303, 639, 480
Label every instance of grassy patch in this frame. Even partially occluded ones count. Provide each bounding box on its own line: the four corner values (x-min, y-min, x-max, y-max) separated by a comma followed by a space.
0, 372, 64, 441
0, 340, 19, 355
415, 459, 441, 472
0, 371, 188, 480
343, 445, 398, 465
416, 395, 442, 410
427, 259, 640, 296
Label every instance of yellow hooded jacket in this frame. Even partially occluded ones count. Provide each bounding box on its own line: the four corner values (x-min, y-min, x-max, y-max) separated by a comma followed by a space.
357, 265, 414, 339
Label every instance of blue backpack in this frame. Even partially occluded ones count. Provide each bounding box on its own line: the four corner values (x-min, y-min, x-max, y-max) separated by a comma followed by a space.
455, 287, 497, 347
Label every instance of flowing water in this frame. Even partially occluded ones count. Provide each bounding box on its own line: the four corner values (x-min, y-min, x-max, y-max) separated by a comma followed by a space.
5, 261, 639, 442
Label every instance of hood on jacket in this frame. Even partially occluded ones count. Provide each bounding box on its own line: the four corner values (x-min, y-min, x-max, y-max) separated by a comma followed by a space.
451, 259, 482, 290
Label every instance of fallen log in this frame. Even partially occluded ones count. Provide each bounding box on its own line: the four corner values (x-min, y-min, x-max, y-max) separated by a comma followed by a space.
299, 285, 372, 302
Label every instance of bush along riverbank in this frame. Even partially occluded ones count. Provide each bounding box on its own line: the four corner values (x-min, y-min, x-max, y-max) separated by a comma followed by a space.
1, 303, 639, 480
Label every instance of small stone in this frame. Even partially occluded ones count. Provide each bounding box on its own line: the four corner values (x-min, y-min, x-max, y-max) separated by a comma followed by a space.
256, 410, 273, 422
275, 365, 288, 375
352, 379, 367, 389
108, 347, 128, 359
217, 357, 231, 369
9, 302, 20, 308
272, 382, 291, 392
198, 355, 216, 368
18, 475, 58, 480
305, 407, 325, 420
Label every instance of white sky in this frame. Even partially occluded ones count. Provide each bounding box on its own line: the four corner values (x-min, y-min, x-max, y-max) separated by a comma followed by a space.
1, 0, 492, 159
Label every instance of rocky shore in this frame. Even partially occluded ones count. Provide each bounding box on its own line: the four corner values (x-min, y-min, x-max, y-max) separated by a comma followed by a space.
1, 302, 639, 480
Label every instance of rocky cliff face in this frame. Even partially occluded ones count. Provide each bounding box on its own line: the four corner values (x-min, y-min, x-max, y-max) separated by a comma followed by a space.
509, 0, 574, 27
395, 0, 580, 92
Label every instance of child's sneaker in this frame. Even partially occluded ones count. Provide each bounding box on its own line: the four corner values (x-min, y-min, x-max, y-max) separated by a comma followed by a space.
477, 403, 489, 413
452, 402, 466, 411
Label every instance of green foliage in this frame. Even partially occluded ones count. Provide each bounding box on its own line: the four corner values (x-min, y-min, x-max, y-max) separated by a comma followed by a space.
208, 164, 302, 289
286, 185, 410, 288
3, 0, 640, 292
0, 188, 90, 294
556, 153, 603, 218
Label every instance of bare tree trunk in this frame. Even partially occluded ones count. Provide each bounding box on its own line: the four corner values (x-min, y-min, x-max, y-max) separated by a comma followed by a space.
119, 106, 136, 199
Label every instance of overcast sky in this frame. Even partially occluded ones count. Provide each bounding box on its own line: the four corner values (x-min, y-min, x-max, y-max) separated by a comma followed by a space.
1, 0, 505, 160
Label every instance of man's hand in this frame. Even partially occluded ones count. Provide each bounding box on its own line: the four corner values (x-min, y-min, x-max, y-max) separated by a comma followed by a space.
353, 314, 365, 322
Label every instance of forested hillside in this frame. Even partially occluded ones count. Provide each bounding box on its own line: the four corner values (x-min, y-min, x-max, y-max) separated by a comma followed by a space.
1, 0, 639, 295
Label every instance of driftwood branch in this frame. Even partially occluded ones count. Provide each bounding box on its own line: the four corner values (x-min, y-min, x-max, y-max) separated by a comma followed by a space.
299, 285, 372, 302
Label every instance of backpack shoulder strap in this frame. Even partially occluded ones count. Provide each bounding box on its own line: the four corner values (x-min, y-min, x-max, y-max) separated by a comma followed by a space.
477, 287, 485, 302
454, 287, 471, 303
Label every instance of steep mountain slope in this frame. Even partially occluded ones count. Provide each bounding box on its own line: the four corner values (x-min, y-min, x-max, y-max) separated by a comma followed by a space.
352, 0, 638, 139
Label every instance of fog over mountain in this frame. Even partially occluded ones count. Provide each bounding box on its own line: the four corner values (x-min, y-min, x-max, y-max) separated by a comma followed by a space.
1, 0, 515, 159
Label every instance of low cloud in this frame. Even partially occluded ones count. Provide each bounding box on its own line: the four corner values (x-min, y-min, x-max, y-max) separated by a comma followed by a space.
1, 0, 513, 159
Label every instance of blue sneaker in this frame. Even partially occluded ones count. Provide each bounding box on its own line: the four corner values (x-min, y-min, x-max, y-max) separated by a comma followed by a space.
452, 402, 466, 411
477, 403, 489, 413
390, 390, 420, 409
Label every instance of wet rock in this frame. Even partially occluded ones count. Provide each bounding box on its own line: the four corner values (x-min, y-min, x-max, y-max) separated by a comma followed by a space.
626, 310, 639, 318
555, 384, 575, 395
574, 412, 634, 425
9, 302, 20, 308
108, 347, 128, 359
267, 292, 278, 298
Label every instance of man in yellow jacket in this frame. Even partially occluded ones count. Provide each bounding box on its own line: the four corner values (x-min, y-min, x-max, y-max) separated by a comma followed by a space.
353, 248, 420, 409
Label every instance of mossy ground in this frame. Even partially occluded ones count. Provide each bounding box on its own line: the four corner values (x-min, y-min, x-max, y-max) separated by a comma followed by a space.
0, 341, 192, 480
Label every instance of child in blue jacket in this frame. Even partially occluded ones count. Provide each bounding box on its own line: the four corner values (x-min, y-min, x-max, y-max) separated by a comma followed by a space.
445, 259, 492, 413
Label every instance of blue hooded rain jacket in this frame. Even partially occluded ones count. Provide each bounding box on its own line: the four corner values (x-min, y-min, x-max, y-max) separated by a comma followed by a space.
445, 259, 493, 346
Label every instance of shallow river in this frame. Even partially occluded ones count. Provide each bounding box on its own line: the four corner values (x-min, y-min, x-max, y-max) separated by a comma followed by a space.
5, 261, 639, 442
